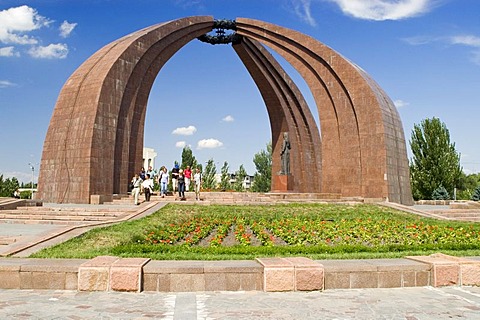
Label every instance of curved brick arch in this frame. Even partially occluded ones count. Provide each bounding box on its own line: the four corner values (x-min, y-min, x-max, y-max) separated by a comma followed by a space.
235, 18, 412, 204
232, 37, 322, 192
37, 16, 412, 204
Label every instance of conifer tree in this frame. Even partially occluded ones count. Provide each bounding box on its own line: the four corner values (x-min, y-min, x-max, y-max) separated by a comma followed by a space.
202, 159, 217, 190
409, 117, 462, 200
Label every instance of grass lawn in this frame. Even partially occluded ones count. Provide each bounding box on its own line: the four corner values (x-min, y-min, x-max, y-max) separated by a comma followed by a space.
31, 203, 480, 260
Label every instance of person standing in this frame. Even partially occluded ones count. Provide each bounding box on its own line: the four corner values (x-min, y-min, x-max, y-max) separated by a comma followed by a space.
178, 169, 186, 200
139, 167, 146, 180
184, 165, 192, 192
131, 174, 142, 205
159, 167, 169, 198
141, 174, 154, 202
146, 166, 156, 181
193, 168, 202, 201
171, 164, 180, 194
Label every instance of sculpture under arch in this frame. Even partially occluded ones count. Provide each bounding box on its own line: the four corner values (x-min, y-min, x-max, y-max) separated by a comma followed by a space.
37, 16, 413, 205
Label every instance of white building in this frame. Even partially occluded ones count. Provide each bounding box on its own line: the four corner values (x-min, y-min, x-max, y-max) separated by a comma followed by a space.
214, 173, 253, 190
143, 147, 157, 170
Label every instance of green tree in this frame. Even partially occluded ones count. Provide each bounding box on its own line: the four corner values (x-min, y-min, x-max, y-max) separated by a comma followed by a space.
202, 159, 217, 190
0, 175, 20, 197
456, 173, 480, 200
409, 117, 462, 200
233, 165, 247, 192
180, 146, 197, 169
251, 142, 272, 192
219, 161, 231, 191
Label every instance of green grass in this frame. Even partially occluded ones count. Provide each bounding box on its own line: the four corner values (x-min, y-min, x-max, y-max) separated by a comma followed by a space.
30, 203, 480, 260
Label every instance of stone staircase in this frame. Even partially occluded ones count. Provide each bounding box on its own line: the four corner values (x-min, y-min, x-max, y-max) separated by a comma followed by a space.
109, 191, 348, 205
0, 205, 139, 225
426, 209, 480, 222
0, 197, 26, 210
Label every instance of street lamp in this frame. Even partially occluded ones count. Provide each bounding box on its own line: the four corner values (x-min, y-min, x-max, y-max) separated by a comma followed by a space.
28, 163, 34, 199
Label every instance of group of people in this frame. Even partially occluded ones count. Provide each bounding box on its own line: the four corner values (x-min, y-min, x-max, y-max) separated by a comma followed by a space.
131, 164, 202, 205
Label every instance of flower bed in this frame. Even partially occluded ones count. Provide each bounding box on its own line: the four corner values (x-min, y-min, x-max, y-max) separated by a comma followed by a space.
140, 204, 480, 249
32, 203, 480, 260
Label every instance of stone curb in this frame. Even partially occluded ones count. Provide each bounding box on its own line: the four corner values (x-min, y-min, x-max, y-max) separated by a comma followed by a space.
1, 254, 479, 292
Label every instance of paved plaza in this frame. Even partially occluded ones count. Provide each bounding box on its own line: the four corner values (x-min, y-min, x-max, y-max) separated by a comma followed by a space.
1, 286, 480, 319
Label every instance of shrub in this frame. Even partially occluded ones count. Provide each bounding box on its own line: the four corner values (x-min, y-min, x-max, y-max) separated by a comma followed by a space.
432, 185, 449, 200
472, 185, 480, 201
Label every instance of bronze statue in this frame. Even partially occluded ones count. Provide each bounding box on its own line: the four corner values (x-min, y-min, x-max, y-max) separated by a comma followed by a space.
280, 132, 291, 175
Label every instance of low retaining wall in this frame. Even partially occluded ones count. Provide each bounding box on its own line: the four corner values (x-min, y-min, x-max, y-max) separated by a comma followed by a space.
1, 254, 479, 292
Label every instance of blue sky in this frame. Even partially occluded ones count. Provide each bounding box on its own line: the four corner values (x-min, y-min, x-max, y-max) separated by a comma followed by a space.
1, 0, 479, 183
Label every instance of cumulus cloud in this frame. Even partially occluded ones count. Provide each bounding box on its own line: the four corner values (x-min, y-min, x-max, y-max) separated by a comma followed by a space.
28, 43, 68, 59
0, 46, 19, 57
327, 0, 434, 21
0, 80, 16, 88
222, 115, 234, 122
197, 138, 223, 150
0, 5, 51, 45
172, 125, 197, 136
59, 20, 77, 38
393, 99, 409, 108
175, 141, 186, 148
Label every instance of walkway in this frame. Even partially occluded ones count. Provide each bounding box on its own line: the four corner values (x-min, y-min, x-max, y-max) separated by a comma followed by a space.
1, 286, 480, 319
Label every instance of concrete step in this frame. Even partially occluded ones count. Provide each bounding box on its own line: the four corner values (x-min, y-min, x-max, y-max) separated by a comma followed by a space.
0, 209, 128, 217
0, 212, 118, 221
0, 219, 88, 225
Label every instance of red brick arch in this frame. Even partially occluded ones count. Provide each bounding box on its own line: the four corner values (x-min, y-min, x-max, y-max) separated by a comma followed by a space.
37, 16, 412, 204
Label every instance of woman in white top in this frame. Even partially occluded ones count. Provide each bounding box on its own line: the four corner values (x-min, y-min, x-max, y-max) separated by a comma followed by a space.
193, 168, 201, 201
131, 174, 142, 205
141, 174, 154, 202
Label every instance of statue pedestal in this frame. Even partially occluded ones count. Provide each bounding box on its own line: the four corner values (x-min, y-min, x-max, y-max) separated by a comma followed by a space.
272, 175, 293, 192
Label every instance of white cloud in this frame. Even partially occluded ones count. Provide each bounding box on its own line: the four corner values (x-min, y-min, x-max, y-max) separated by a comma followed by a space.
0, 46, 19, 57
449, 35, 480, 48
28, 43, 68, 59
291, 0, 317, 26
197, 138, 223, 150
59, 20, 77, 38
175, 141, 186, 148
222, 115, 234, 122
402, 35, 437, 46
0, 5, 51, 45
172, 125, 197, 136
404, 34, 480, 66
0, 80, 16, 88
448, 35, 480, 66
328, 0, 434, 21
393, 99, 409, 108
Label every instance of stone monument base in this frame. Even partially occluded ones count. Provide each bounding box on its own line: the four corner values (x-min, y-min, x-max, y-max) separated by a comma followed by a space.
272, 175, 293, 192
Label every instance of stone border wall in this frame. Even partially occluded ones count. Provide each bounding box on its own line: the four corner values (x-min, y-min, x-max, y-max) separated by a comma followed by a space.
1, 254, 479, 292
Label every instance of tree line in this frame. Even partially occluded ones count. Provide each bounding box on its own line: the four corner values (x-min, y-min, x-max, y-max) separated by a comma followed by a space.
1, 118, 479, 201
178, 143, 272, 192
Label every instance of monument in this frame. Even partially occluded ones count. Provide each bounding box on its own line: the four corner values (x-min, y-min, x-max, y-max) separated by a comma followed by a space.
37, 16, 413, 205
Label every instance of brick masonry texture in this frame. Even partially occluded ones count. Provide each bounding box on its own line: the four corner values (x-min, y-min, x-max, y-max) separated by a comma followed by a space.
1, 255, 479, 292
37, 16, 412, 205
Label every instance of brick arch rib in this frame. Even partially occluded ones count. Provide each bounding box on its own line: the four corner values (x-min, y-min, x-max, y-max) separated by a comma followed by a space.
38, 16, 215, 203
232, 37, 322, 192
235, 18, 412, 204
